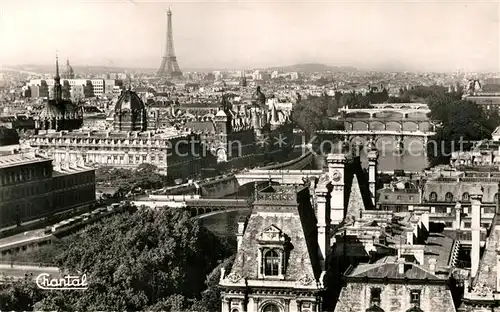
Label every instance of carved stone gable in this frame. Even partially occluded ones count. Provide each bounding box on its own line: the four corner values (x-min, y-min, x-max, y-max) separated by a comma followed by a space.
259, 224, 285, 243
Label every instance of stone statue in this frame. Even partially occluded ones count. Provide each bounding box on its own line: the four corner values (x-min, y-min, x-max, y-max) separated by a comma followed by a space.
220, 268, 225, 282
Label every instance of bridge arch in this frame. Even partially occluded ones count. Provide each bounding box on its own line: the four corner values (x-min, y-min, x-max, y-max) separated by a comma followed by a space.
373, 110, 405, 119
385, 121, 403, 131
344, 121, 353, 130
402, 121, 419, 131
352, 120, 369, 130
417, 121, 431, 131
406, 111, 428, 119
349, 136, 369, 147
346, 111, 371, 119
399, 105, 411, 110
369, 121, 386, 131
190, 208, 197, 217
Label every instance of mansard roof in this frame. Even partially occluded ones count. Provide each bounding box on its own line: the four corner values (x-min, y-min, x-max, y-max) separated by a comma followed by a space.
226, 185, 322, 284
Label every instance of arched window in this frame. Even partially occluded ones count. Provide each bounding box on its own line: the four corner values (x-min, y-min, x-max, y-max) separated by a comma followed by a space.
445, 192, 454, 202
231, 309, 239, 312
495, 193, 499, 203
429, 192, 437, 202
263, 303, 280, 312
462, 192, 470, 202
264, 249, 280, 276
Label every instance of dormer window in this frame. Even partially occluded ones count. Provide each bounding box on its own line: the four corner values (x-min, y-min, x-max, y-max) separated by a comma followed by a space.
429, 192, 437, 202
257, 224, 290, 279
410, 290, 421, 306
445, 192, 454, 202
264, 249, 280, 276
370, 288, 381, 305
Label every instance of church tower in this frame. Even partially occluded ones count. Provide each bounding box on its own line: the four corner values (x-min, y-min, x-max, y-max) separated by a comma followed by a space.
53, 55, 63, 102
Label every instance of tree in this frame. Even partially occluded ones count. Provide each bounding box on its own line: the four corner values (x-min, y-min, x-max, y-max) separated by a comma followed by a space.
426, 93, 498, 166
31, 208, 234, 310
291, 95, 344, 138
95, 165, 166, 195
0, 278, 43, 311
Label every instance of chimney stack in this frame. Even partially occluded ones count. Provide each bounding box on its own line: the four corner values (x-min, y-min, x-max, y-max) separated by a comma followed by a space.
398, 257, 405, 275
236, 217, 246, 251
326, 153, 346, 225
316, 187, 331, 270
367, 150, 378, 206
428, 257, 437, 275
470, 187, 483, 279
406, 228, 414, 245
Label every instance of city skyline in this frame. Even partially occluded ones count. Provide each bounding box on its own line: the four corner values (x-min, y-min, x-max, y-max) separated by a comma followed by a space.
0, 0, 499, 73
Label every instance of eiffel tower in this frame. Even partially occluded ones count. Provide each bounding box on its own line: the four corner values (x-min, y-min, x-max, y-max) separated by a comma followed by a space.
157, 8, 182, 78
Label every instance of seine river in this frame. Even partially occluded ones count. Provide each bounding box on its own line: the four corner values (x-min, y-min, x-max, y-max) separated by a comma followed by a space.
200, 113, 430, 235
344, 112, 430, 173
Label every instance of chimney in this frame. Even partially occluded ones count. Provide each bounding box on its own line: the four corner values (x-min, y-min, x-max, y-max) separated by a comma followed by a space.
398, 257, 406, 275
367, 150, 379, 206
406, 229, 414, 245
496, 249, 500, 292
316, 187, 330, 270
236, 217, 246, 251
326, 153, 346, 225
421, 212, 429, 233
428, 257, 437, 275
470, 187, 483, 279
454, 202, 461, 230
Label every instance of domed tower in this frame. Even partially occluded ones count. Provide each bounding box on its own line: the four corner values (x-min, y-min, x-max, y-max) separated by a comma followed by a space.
113, 87, 148, 131
251, 86, 266, 107
63, 59, 75, 79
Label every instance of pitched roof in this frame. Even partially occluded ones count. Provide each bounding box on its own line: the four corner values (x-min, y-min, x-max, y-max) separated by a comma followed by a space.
470, 217, 500, 293
346, 175, 364, 220
343, 156, 374, 214
346, 262, 442, 281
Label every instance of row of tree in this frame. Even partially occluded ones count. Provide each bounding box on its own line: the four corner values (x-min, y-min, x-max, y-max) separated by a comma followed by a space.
95, 164, 167, 196
291, 89, 394, 136
0, 207, 235, 311
425, 90, 500, 166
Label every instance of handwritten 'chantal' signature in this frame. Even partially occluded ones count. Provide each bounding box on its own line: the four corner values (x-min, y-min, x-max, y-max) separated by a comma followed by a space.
36, 273, 88, 290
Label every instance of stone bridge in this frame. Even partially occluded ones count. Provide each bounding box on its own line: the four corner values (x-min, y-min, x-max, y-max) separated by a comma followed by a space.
318, 129, 437, 153
318, 129, 436, 139
133, 196, 253, 217
339, 107, 430, 119
234, 169, 323, 185
370, 103, 428, 110
342, 118, 434, 132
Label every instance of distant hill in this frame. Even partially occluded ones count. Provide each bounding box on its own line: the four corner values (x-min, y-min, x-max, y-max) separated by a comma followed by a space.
266, 63, 358, 73
8, 64, 157, 74
7, 62, 358, 74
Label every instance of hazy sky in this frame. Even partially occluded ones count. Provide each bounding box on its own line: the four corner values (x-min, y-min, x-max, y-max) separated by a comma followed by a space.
0, 0, 499, 72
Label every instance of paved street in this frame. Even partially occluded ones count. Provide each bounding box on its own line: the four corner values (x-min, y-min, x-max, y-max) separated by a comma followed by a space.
0, 264, 59, 280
